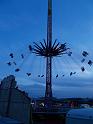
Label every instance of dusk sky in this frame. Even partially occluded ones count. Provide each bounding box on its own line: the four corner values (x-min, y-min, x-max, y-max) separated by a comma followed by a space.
0, 0, 93, 98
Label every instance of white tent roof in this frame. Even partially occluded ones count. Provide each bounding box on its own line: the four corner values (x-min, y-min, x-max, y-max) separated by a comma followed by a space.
0, 116, 22, 124
67, 108, 93, 119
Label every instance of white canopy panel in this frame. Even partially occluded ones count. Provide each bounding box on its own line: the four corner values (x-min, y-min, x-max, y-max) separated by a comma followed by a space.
67, 108, 93, 119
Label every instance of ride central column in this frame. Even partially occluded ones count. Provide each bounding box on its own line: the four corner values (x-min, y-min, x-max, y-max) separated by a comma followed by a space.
45, 0, 53, 104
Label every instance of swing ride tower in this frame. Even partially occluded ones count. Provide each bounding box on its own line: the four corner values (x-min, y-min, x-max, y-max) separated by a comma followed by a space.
33, 0, 69, 107
45, 0, 52, 100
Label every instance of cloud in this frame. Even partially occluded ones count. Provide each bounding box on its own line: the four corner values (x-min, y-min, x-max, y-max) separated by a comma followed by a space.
17, 75, 93, 98
18, 83, 93, 98
53, 77, 93, 88
18, 83, 45, 98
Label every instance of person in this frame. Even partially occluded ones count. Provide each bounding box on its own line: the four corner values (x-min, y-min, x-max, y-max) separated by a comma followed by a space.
9, 53, 13, 58
81, 66, 85, 72
15, 68, 20, 72
41, 75, 44, 77
68, 51, 72, 56
70, 72, 73, 76
21, 54, 24, 59
7, 62, 11, 66
82, 51, 88, 57
88, 60, 93, 66
26, 73, 31, 76
29, 45, 32, 52
73, 72, 76, 74
56, 74, 58, 78
81, 58, 85, 63
13, 62, 17, 65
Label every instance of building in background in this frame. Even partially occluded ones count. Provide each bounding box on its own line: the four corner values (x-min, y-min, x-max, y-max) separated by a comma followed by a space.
0, 75, 32, 124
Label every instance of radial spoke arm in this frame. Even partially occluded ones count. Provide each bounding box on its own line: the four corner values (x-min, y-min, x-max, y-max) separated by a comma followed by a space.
52, 39, 57, 49
40, 42, 46, 50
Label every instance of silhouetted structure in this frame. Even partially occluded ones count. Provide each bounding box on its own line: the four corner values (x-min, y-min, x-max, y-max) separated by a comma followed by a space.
0, 75, 32, 124
33, 0, 69, 108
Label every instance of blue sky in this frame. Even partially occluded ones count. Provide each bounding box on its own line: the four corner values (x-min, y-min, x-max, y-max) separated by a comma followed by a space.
0, 0, 93, 98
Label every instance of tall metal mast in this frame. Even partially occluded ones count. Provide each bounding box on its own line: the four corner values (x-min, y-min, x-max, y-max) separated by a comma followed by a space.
33, 0, 69, 108
45, 0, 52, 100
